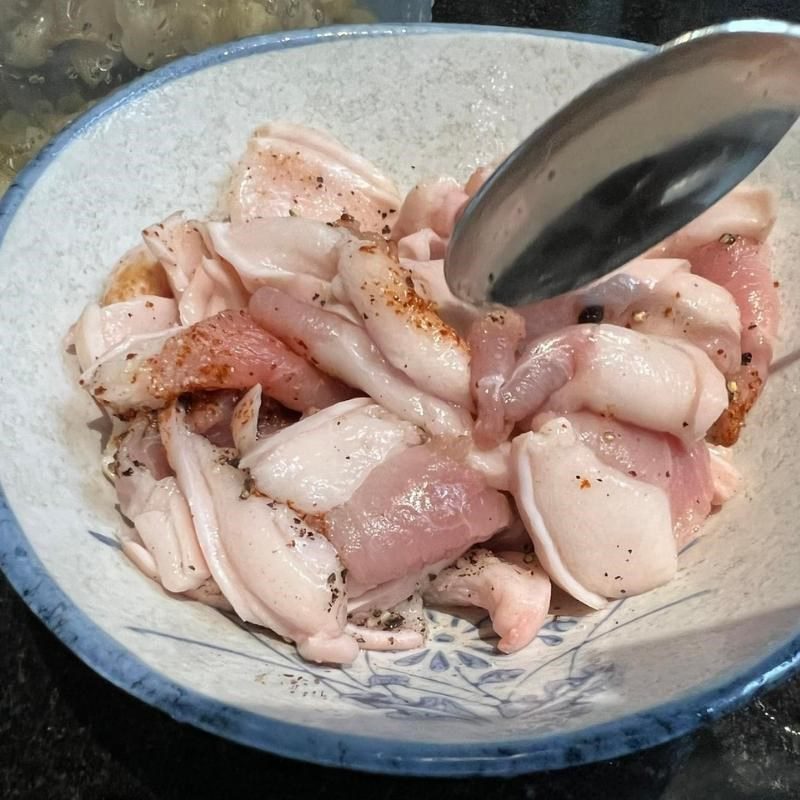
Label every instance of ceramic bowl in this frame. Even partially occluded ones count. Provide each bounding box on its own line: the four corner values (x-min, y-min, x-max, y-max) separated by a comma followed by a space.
0, 24, 798, 777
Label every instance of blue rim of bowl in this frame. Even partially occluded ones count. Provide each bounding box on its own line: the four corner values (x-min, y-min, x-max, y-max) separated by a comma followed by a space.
0, 23, 798, 777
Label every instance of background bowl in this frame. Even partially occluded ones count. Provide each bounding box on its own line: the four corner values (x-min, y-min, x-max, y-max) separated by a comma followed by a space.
0, 24, 798, 777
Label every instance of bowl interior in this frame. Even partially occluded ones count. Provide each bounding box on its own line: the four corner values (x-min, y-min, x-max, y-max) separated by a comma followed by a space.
0, 26, 799, 776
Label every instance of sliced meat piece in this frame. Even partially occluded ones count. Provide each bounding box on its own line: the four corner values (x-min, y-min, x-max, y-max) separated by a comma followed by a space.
231, 384, 262, 456
517, 259, 741, 374
347, 595, 427, 652
230, 384, 301, 456
71, 295, 178, 372
464, 163, 496, 197
516, 261, 673, 342
240, 397, 422, 514
142, 212, 206, 301
205, 217, 358, 320
184, 390, 241, 448
391, 177, 468, 243
468, 309, 526, 449
183, 577, 233, 611
621, 266, 742, 375
346, 624, 425, 652
113, 414, 172, 516
424, 549, 551, 654
512, 419, 677, 608
337, 240, 472, 408
503, 324, 728, 444
648, 185, 776, 258
177, 255, 249, 326
465, 441, 512, 492
115, 415, 209, 594
101, 243, 172, 305
250, 287, 472, 437
84, 310, 353, 415
397, 256, 480, 334
226, 122, 401, 233
396, 227, 446, 262
324, 442, 511, 586
346, 556, 455, 617
687, 237, 779, 445
149, 310, 354, 413
160, 404, 358, 665
538, 411, 714, 548
81, 328, 179, 412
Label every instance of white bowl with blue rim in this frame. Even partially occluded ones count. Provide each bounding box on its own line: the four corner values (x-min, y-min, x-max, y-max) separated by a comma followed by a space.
1, 24, 799, 777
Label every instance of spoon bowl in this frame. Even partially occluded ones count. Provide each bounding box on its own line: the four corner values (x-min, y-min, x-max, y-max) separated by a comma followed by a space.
446, 19, 800, 307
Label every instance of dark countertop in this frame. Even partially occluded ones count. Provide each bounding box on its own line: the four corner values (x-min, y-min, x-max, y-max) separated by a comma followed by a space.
2, 3, 799, 798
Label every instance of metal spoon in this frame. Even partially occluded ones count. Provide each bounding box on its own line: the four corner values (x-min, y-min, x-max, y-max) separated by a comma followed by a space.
445, 19, 800, 307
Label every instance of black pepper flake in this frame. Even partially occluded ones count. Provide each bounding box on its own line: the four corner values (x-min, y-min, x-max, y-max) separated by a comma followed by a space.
578, 305, 604, 324
382, 612, 404, 630
741, 352, 753, 365
121, 467, 134, 477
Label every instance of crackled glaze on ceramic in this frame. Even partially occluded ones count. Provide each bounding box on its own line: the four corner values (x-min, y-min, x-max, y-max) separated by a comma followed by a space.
0, 26, 798, 776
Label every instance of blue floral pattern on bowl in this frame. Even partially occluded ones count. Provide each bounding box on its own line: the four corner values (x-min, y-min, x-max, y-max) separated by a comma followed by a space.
127, 590, 712, 727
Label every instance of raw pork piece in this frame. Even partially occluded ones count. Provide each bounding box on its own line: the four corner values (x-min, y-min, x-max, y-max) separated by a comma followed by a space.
512, 418, 677, 609
161, 405, 358, 664
323, 442, 511, 586
503, 324, 728, 443
240, 397, 422, 514
250, 287, 472, 437
425, 548, 552, 653
337, 240, 472, 407
226, 122, 401, 233
84, 310, 353, 414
